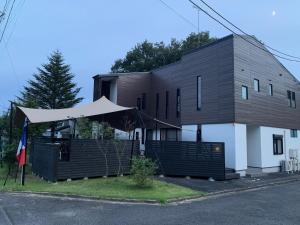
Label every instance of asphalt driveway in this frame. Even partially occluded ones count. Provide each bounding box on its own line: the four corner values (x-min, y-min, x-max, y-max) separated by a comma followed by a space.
1, 181, 300, 225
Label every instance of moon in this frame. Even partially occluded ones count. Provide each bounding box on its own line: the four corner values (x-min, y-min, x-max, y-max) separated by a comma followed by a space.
272, 10, 276, 16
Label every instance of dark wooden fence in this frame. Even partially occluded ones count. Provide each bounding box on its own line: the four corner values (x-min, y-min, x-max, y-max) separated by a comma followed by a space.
145, 141, 225, 180
31, 138, 139, 182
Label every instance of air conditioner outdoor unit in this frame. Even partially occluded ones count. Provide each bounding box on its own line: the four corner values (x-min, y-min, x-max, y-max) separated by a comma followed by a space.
281, 160, 292, 173
289, 149, 299, 160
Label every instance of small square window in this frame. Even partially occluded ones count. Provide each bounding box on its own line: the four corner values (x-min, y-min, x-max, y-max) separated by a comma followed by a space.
242, 85, 248, 100
269, 84, 273, 96
254, 79, 260, 92
291, 129, 298, 138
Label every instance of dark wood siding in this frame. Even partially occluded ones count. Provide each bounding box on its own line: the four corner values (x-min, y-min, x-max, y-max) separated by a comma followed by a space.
233, 35, 300, 129
116, 73, 151, 109
152, 36, 235, 126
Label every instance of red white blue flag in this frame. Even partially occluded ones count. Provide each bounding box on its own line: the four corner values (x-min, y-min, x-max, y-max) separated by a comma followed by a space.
16, 118, 28, 167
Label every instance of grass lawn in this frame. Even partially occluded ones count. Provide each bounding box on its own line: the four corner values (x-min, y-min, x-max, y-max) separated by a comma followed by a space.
0, 166, 204, 203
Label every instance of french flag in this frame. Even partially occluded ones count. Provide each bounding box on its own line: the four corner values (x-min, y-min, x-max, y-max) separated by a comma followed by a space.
16, 118, 28, 167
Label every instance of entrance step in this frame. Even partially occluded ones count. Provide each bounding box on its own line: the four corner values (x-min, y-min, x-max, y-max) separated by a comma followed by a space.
246, 167, 268, 178
225, 168, 240, 180
225, 172, 240, 180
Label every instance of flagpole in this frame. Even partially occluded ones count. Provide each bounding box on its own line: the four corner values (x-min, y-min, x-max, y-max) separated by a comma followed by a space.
21, 118, 28, 186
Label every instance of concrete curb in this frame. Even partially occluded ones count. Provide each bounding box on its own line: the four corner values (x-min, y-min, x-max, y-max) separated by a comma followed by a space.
172, 176, 300, 205
2, 176, 300, 206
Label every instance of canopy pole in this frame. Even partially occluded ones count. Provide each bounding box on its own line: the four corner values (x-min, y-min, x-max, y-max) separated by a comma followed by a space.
130, 110, 139, 165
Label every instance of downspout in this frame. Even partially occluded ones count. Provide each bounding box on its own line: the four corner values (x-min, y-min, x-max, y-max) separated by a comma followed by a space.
284, 130, 287, 162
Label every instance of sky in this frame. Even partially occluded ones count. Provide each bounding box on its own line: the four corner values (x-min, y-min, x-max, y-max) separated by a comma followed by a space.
0, 0, 299, 111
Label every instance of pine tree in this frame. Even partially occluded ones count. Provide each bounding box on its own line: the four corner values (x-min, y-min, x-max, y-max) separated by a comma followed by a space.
19, 50, 83, 109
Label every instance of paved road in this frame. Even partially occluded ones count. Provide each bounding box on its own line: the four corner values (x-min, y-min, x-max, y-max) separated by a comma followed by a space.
1, 181, 300, 225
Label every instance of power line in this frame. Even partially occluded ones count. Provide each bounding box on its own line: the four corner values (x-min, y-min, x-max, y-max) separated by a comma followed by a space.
0, 0, 16, 44
197, 0, 300, 60
188, 0, 300, 63
158, 0, 198, 30
5, 0, 26, 44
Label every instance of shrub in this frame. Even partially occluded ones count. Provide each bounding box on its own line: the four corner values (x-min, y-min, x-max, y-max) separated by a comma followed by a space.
130, 156, 157, 187
3, 143, 17, 167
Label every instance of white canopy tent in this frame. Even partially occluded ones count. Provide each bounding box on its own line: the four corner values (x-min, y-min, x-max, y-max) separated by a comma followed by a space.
15, 96, 139, 130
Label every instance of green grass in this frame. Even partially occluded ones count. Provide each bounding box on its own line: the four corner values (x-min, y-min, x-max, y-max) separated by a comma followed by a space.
0, 166, 204, 203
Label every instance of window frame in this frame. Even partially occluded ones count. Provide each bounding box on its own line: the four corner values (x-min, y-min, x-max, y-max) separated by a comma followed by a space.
242, 85, 248, 100
292, 91, 296, 108
156, 93, 159, 118
165, 91, 169, 119
290, 129, 298, 138
268, 84, 273, 96
254, 79, 260, 92
176, 88, 181, 118
287, 90, 296, 108
197, 76, 202, 110
273, 134, 283, 155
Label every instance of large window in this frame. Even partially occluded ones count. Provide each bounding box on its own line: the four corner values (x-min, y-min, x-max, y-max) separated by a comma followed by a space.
242, 85, 248, 100
291, 129, 298, 138
197, 76, 202, 110
273, 135, 283, 155
176, 88, 181, 118
254, 79, 260, 92
287, 90, 296, 108
268, 84, 273, 96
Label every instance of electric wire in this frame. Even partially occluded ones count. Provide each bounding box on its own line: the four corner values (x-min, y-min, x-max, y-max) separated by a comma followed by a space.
158, 0, 198, 30
197, 0, 300, 60
188, 0, 300, 63
0, 0, 16, 44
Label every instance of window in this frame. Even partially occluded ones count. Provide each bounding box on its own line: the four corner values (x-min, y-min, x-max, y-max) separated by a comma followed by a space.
268, 84, 273, 96
197, 76, 202, 110
176, 88, 181, 118
273, 135, 283, 155
287, 90, 296, 108
242, 85, 248, 100
291, 129, 298, 138
254, 79, 260, 92
292, 92, 296, 108
142, 93, 146, 110
141, 128, 145, 144
165, 91, 169, 119
156, 93, 159, 118
136, 97, 141, 110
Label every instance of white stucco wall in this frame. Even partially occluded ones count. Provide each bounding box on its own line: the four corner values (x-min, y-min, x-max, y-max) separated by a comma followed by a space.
260, 126, 300, 169
201, 123, 247, 172
181, 125, 197, 142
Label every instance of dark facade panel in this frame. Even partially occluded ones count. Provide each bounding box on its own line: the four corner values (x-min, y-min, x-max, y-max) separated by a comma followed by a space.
233, 36, 300, 129
145, 140, 225, 180
31, 138, 139, 182
176, 37, 235, 125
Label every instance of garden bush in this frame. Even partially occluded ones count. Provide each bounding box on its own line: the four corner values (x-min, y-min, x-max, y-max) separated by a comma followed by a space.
130, 156, 157, 187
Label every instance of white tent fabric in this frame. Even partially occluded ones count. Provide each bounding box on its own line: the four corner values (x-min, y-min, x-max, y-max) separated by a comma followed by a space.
16, 96, 134, 124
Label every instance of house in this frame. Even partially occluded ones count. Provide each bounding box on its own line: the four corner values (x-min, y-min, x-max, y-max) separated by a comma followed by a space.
93, 34, 300, 176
